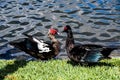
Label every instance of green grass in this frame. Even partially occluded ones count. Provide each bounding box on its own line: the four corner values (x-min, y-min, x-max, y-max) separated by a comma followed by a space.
0, 58, 120, 80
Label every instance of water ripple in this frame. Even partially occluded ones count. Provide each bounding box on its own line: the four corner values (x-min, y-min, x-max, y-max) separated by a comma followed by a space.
0, 0, 120, 59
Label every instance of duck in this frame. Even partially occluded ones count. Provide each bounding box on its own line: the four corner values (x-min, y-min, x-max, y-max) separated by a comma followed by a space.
9, 28, 60, 60
62, 25, 118, 63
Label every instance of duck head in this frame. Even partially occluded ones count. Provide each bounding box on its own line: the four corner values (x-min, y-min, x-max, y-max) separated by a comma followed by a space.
48, 28, 59, 35
48, 28, 59, 40
62, 25, 71, 33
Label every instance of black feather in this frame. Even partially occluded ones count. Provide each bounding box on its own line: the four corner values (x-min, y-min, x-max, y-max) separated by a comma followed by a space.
63, 25, 118, 63
9, 34, 56, 60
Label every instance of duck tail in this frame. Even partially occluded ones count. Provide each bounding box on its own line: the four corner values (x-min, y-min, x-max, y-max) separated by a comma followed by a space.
9, 41, 21, 49
23, 33, 33, 38
9, 41, 17, 46
101, 47, 119, 59
9, 38, 26, 49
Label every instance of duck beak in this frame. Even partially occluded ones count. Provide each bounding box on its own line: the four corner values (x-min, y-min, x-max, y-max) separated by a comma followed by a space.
57, 32, 63, 36
57, 32, 60, 35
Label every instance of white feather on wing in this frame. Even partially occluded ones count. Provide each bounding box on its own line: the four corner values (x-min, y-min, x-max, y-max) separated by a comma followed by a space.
33, 37, 51, 53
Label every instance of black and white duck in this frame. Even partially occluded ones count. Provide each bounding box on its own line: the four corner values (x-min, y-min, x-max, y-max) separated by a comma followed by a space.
9, 28, 60, 60
62, 25, 118, 63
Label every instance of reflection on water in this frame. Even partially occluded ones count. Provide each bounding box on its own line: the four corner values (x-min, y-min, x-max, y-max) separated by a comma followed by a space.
0, 0, 120, 59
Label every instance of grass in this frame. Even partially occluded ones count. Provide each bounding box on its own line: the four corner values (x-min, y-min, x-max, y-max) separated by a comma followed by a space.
0, 58, 120, 80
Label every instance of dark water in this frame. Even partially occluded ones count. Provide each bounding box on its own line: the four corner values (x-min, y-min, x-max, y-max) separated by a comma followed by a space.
0, 0, 120, 60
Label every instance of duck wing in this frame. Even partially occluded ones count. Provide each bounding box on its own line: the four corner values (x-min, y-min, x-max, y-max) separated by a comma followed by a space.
24, 34, 54, 53
68, 44, 103, 63
9, 34, 53, 54
83, 49, 103, 63
31, 37, 53, 53
101, 46, 119, 58
79, 44, 104, 62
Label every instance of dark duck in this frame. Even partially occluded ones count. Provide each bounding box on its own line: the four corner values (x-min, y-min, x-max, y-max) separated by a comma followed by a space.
62, 25, 118, 63
9, 28, 60, 60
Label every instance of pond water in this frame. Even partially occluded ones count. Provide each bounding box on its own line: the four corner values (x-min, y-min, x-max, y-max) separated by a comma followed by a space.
0, 0, 120, 60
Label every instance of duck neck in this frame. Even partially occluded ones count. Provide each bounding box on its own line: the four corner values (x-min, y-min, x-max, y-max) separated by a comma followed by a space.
66, 30, 75, 51
48, 34, 60, 56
